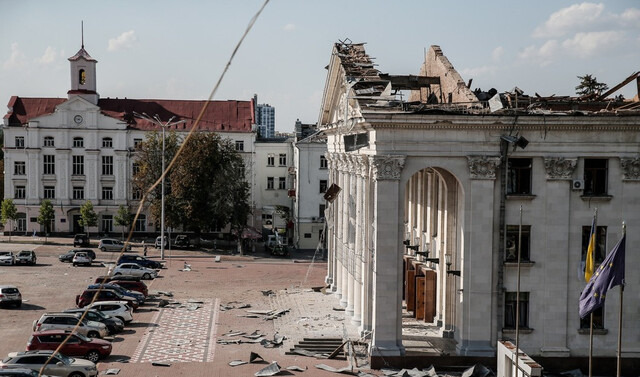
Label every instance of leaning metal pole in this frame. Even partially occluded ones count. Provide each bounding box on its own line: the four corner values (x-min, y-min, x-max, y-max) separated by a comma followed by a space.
617, 222, 626, 377
514, 205, 523, 377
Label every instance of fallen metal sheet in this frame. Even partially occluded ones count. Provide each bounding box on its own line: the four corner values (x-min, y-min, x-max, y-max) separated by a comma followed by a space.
461, 364, 495, 377
384, 367, 436, 377
237, 314, 261, 318
291, 348, 326, 358
151, 361, 171, 367
229, 360, 248, 366
244, 331, 263, 339
247, 309, 274, 315
286, 366, 307, 371
225, 331, 246, 337
243, 338, 265, 343
217, 339, 242, 345
315, 363, 356, 375
102, 369, 120, 375
261, 290, 274, 296
255, 362, 281, 376
249, 352, 264, 363
187, 299, 204, 304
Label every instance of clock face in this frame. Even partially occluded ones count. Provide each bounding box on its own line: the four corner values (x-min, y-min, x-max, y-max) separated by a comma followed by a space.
74, 115, 83, 124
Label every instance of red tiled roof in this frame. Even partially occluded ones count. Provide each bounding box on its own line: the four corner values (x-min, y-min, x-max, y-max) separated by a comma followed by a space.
4, 96, 255, 133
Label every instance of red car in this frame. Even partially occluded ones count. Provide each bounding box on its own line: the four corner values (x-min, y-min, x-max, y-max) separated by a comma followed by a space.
94, 276, 148, 297
26, 330, 112, 363
76, 289, 139, 310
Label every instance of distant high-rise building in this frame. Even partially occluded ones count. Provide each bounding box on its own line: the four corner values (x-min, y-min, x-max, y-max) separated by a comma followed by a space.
254, 94, 275, 138
294, 119, 318, 141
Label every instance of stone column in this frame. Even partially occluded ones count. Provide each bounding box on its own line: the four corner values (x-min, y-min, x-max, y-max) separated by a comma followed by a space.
353, 155, 366, 326
369, 155, 406, 357
361, 161, 374, 334
334, 153, 345, 297
325, 153, 337, 288
340, 153, 351, 307
346, 155, 357, 316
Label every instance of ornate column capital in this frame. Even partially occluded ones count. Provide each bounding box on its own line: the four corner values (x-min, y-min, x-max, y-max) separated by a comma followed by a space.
467, 156, 501, 180
621, 157, 640, 181
356, 155, 369, 178
326, 152, 338, 170
544, 157, 577, 180
369, 155, 406, 181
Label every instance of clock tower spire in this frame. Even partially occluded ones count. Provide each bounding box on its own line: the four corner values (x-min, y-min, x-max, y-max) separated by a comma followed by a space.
68, 22, 99, 105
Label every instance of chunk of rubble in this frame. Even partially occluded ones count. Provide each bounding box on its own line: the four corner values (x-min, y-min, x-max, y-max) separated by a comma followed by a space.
102, 369, 120, 375
255, 362, 281, 376
229, 360, 248, 366
249, 352, 264, 363
286, 366, 307, 371
315, 363, 356, 375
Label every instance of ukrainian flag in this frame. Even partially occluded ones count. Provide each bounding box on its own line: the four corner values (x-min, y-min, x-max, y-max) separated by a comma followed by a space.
585, 215, 596, 282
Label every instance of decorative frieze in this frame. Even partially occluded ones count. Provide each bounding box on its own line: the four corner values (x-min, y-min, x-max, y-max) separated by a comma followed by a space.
467, 156, 500, 180
544, 157, 577, 180
369, 155, 405, 181
621, 157, 640, 181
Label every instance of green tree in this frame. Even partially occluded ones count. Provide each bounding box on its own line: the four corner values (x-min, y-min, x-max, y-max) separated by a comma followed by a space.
78, 200, 98, 237
1, 198, 18, 241
37, 199, 55, 242
114, 205, 132, 240
575, 74, 609, 97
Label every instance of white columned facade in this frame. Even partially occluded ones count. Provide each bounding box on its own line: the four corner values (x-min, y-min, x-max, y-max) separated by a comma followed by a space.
340, 154, 350, 306
352, 155, 366, 326
325, 153, 337, 288
346, 155, 356, 316
334, 154, 345, 297
369, 155, 406, 357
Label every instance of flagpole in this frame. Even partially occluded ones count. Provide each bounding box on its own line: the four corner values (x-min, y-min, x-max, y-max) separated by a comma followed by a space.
587, 208, 597, 377
617, 222, 626, 377
588, 313, 593, 377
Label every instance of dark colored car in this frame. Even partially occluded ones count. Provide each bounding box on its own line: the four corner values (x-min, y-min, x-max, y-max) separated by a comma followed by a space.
59, 248, 96, 263
116, 254, 163, 269
26, 330, 112, 363
173, 235, 191, 249
63, 308, 124, 335
93, 276, 148, 297
73, 234, 90, 247
76, 289, 139, 310
15, 250, 36, 265
86, 284, 144, 304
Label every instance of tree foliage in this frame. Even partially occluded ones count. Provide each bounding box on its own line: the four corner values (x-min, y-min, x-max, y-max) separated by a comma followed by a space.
575, 74, 609, 97
78, 200, 98, 236
1, 199, 18, 240
114, 205, 132, 239
37, 199, 55, 236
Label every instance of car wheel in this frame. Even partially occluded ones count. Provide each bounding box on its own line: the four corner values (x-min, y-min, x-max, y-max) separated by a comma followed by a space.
116, 316, 125, 322
73, 262, 77, 266
68, 373, 85, 377
87, 331, 99, 338
142, 273, 150, 280
86, 350, 100, 363
100, 247, 106, 252
114, 272, 121, 276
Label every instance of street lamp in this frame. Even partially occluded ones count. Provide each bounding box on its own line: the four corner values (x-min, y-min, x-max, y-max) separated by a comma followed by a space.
133, 112, 185, 260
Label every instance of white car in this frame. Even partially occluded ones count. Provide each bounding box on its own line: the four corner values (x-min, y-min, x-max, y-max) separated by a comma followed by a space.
0, 251, 15, 265
87, 301, 134, 323
72, 252, 92, 266
0, 350, 97, 377
112, 263, 158, 280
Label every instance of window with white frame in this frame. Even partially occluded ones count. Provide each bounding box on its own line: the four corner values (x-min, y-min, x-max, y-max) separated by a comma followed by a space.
278, 177, 286, 190
43, 136, 55, 147
101, 215, 113, 233
235, 140, 244, 151
73, 137, 84, 148
43, 155, 55, 175
504, 292, 529, 329
134, 138, 142, 148
102, 186, 114, 200
14, 161, 25, 175
102, 137, 113, 148
73, 186, 84, 200
102, 156, 113, 175
132, 188, 142, 200
72, 156, 84, 175
15, 136, 24, 148
132, 162, 140, 176
320, 155, 328, 169
15, 186, 25, 200
134, 214, 147, 232
267, 177, 274, 190
43, 186, 55, 199
319, 179, 328, 193
267, 154, 275, 167
279, 153, 287, 166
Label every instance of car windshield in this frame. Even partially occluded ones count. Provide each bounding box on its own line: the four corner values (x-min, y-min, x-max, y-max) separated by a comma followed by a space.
52, 353, 72, 364
74, 333, 91, 342
2, 288, 19, 294
18, 251, 30, 256
0, 252, 11, 256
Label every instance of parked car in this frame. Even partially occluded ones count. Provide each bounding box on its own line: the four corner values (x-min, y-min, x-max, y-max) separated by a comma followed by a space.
0, 251, 15, 265
76, 289, 139, 310
86, 301, 133, 323
32, 313, 108, 339
0, 368, 53, 377
59, 249, 96, 263
72, 252, 92, 267
15, 250, 36, 265
26, 330, 112, 363
93, 276, 148, 297
0, 285, 22, 308
116, 254, 163, 269
112, 263, 158, 280
0, 350, 98, 377
173, 235, 191, 248
73, 234, 90, 247
98, 239, 131, 252
86, 284, 144, 304
154, 236, 168, 249
63, 308, 124, 335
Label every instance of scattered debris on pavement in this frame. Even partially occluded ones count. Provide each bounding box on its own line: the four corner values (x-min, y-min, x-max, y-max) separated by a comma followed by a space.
286, 365, 307, 371
261, 289, 274, 296
101, 369, 120, 375
315, 363, 356, 375
229, 360, 248, 366
381, 366, 437, 377
151, 361, 171, 367
255, 362, 281, 377
249, 352, 264, 363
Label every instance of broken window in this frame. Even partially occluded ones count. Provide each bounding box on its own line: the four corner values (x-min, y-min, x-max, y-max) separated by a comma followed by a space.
584, 159, 607, 196
504, 292, 529, 329
507, 158, 532, 195
505, 225, 530, 262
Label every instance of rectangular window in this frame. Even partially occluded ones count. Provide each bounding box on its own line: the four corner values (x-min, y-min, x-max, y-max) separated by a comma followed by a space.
582, 225, 607, 265
267, 177, 274, 190
73, 137, 84, 148
43, 136, 55, 147
102, 187, 114, 200
73, 187, 84, 200
132, 162, 140, 176
267, 155, 275, 167
507, 158, 532, 195
102, 138, 113, 148
304, 233, 312, 238
14, 161, 26, 175
72, 155, 84, 175
320, 155, 328, 169
43, 155, 55, 175
133, 138, 142, 148
504, 292, 529, 329
278, 177, 286, 190
580, 306, 604, 329
15, 186, 25, 200
132, 188, 142, 200
319, 179, 328, 193
101, 215, 113, 233
319, 204, 326, 219
102, 156, 113, 175
15, 136, 24, 148
584, 159, 608, 196
43, 186, 55, 199
506, 225, 531, 262
279, 153, 287, 166
134, 215, 147, 232
235, 140, 244, 151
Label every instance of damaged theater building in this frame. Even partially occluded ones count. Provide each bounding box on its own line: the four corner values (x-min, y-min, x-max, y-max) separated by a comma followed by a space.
318, 40, 640, 369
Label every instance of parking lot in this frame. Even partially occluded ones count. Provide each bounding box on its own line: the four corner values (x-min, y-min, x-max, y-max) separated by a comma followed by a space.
0, 239, 362, 377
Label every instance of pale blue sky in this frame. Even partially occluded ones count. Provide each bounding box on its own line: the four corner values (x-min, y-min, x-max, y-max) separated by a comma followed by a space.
1, 1, 639, 132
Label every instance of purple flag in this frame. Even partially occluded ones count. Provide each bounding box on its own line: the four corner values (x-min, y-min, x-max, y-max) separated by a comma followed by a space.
579, 234, 625, 318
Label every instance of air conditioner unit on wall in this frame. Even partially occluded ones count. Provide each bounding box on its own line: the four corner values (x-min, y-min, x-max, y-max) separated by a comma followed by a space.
572, 179, 584, 191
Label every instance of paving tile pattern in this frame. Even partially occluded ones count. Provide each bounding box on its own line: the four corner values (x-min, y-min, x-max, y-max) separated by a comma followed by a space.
132, 298, 220, 363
